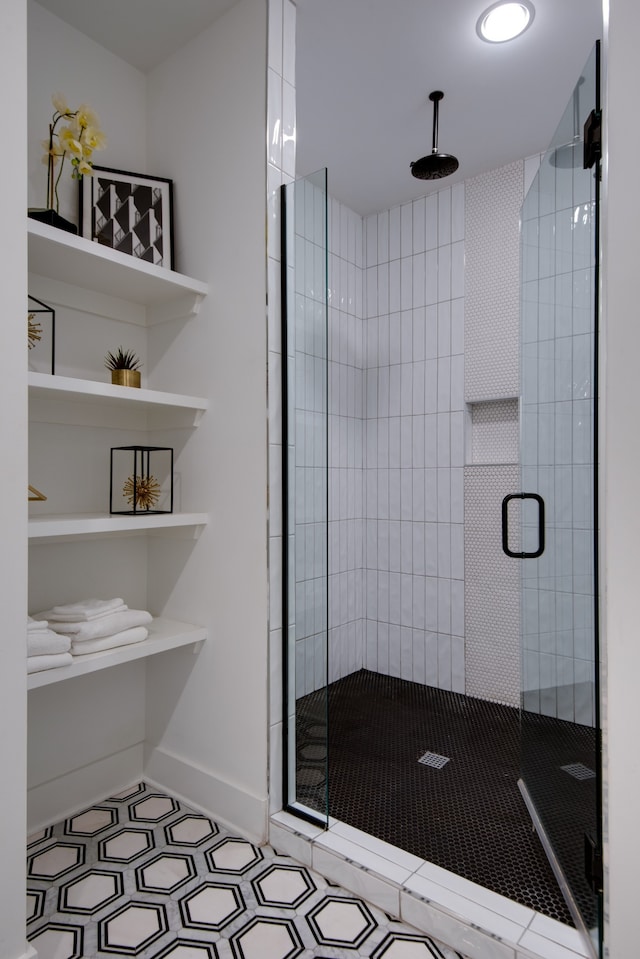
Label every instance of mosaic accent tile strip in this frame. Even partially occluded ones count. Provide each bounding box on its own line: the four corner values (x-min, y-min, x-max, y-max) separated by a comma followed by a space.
464, 464, 520, 707
465, 160, 522, 402
27, 782, 468, 959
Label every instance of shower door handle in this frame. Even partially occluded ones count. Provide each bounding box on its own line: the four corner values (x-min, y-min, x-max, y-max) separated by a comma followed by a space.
501, 493, 545, 559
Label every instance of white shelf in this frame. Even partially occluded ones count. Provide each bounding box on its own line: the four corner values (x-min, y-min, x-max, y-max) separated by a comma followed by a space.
28, 372, 208, 428
29, 512, 209, 543
27, 617, 207, 689
28, 219, 209, 325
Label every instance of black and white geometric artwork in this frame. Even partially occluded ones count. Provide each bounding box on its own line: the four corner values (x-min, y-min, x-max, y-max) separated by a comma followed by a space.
80, 166, 174, 269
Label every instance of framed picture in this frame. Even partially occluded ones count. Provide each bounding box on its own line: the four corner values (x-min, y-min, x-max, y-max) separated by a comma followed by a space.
80, 166, 174, 269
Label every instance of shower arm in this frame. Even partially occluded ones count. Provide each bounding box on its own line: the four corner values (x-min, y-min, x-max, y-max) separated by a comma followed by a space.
430, 90, 444, 155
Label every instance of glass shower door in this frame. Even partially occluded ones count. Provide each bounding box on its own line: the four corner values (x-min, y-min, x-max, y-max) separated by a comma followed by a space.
516, 44, 602, 956
281, 169, 329, 823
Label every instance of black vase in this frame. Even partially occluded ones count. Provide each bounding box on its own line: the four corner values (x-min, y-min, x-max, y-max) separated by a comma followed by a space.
28, 208, 78, 235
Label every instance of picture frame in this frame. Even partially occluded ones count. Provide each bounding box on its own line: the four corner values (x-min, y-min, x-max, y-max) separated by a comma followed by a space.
80, 166, 174, 269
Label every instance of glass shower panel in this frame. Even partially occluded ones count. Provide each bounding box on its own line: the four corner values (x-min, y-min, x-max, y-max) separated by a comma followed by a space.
519, 45, 601, 956
281, 170, 329, 823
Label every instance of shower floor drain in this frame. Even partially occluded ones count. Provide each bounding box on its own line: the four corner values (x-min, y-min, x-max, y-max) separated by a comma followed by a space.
561, 762, 596, 781
418, 751, 450, 769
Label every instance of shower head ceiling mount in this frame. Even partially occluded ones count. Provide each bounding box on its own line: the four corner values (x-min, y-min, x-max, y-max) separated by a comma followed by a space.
410, 89, 459, 181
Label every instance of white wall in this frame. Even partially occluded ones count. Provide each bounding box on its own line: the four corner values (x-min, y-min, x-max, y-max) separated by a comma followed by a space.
0, 4, 30, 957
144, 0, 269, 842
601, 0, 640, 953
27, 0, 147, 222
24, 0, 269, 843
25, 2, 153, 826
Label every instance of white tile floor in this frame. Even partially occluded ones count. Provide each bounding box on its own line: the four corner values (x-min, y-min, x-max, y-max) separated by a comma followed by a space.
27, 782, 468, 958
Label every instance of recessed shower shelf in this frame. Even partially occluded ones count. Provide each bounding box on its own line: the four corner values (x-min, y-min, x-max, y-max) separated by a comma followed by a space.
27, 618, 207, 689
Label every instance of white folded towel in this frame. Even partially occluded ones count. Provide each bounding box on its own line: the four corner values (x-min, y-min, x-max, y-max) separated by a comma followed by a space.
28, 632, 71, 656
27, 616, 51, 633
47, 598, 127, 622
43, 609, 152, 642
70, 626, 149, 656
27, 652, 73, 673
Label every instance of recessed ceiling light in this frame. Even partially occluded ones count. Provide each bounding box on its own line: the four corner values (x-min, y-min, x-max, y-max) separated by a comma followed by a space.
477, 1, 535, 43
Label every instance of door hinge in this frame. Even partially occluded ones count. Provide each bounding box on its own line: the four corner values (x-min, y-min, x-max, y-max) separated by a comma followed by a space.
584, 109, 602, 170
584, 832, 603, 893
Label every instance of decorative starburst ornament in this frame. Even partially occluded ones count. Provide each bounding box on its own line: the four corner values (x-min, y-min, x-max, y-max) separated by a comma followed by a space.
28, 312, 42, 349
122, 474, 161, 510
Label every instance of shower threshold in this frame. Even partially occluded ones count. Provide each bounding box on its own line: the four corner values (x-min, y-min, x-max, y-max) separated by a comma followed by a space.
269, 808, 591, 959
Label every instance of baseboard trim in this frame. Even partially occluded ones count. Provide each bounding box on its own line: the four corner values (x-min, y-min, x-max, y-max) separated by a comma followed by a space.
144, 745, 268, 844
27, 744, 144, 832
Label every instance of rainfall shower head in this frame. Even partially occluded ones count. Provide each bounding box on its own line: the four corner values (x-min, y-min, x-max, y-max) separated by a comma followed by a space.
411, 91, 459, 180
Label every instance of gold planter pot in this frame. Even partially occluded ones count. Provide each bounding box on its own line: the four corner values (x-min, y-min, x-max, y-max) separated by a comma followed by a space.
111, 369, 141, 388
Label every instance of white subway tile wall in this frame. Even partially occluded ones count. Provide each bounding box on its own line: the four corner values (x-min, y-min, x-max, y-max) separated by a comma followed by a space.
327, 196, 366, 685
520, 146, 597, 726
294, 175, 330, 697
363, 184, 466, 691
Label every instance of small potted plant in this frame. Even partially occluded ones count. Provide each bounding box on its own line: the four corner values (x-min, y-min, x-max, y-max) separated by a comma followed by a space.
105, 347, 142, 388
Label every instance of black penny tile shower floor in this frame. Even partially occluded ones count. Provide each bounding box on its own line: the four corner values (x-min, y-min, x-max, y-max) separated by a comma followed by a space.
296, 669, 599, 928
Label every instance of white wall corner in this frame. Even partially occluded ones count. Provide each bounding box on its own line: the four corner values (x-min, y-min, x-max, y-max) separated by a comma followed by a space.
144, 745, 269, 844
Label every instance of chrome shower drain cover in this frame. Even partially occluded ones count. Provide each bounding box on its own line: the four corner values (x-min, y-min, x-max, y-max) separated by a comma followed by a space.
418, 751, 450, 769
561, 762, 596, 780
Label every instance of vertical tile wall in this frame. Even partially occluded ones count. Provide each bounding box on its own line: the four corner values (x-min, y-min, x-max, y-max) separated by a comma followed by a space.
520, 145, 596, 725
327, 199, 366, 684
291, 176, 329, 698
362, 186, 466, 691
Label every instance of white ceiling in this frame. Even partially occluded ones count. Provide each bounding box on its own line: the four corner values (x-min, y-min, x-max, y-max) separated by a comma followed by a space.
36, 0, 603, 216
296, 0, 603, 214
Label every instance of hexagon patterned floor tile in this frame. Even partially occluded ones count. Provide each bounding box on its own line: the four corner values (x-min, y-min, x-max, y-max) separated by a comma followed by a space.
58, 868, 123, 914
26, 782, 468, 959
65, 805, 118, 837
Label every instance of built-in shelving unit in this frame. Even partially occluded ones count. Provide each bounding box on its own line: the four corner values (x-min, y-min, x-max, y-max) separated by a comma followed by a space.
27, 618, 207, 690
27, 214, 211, 683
